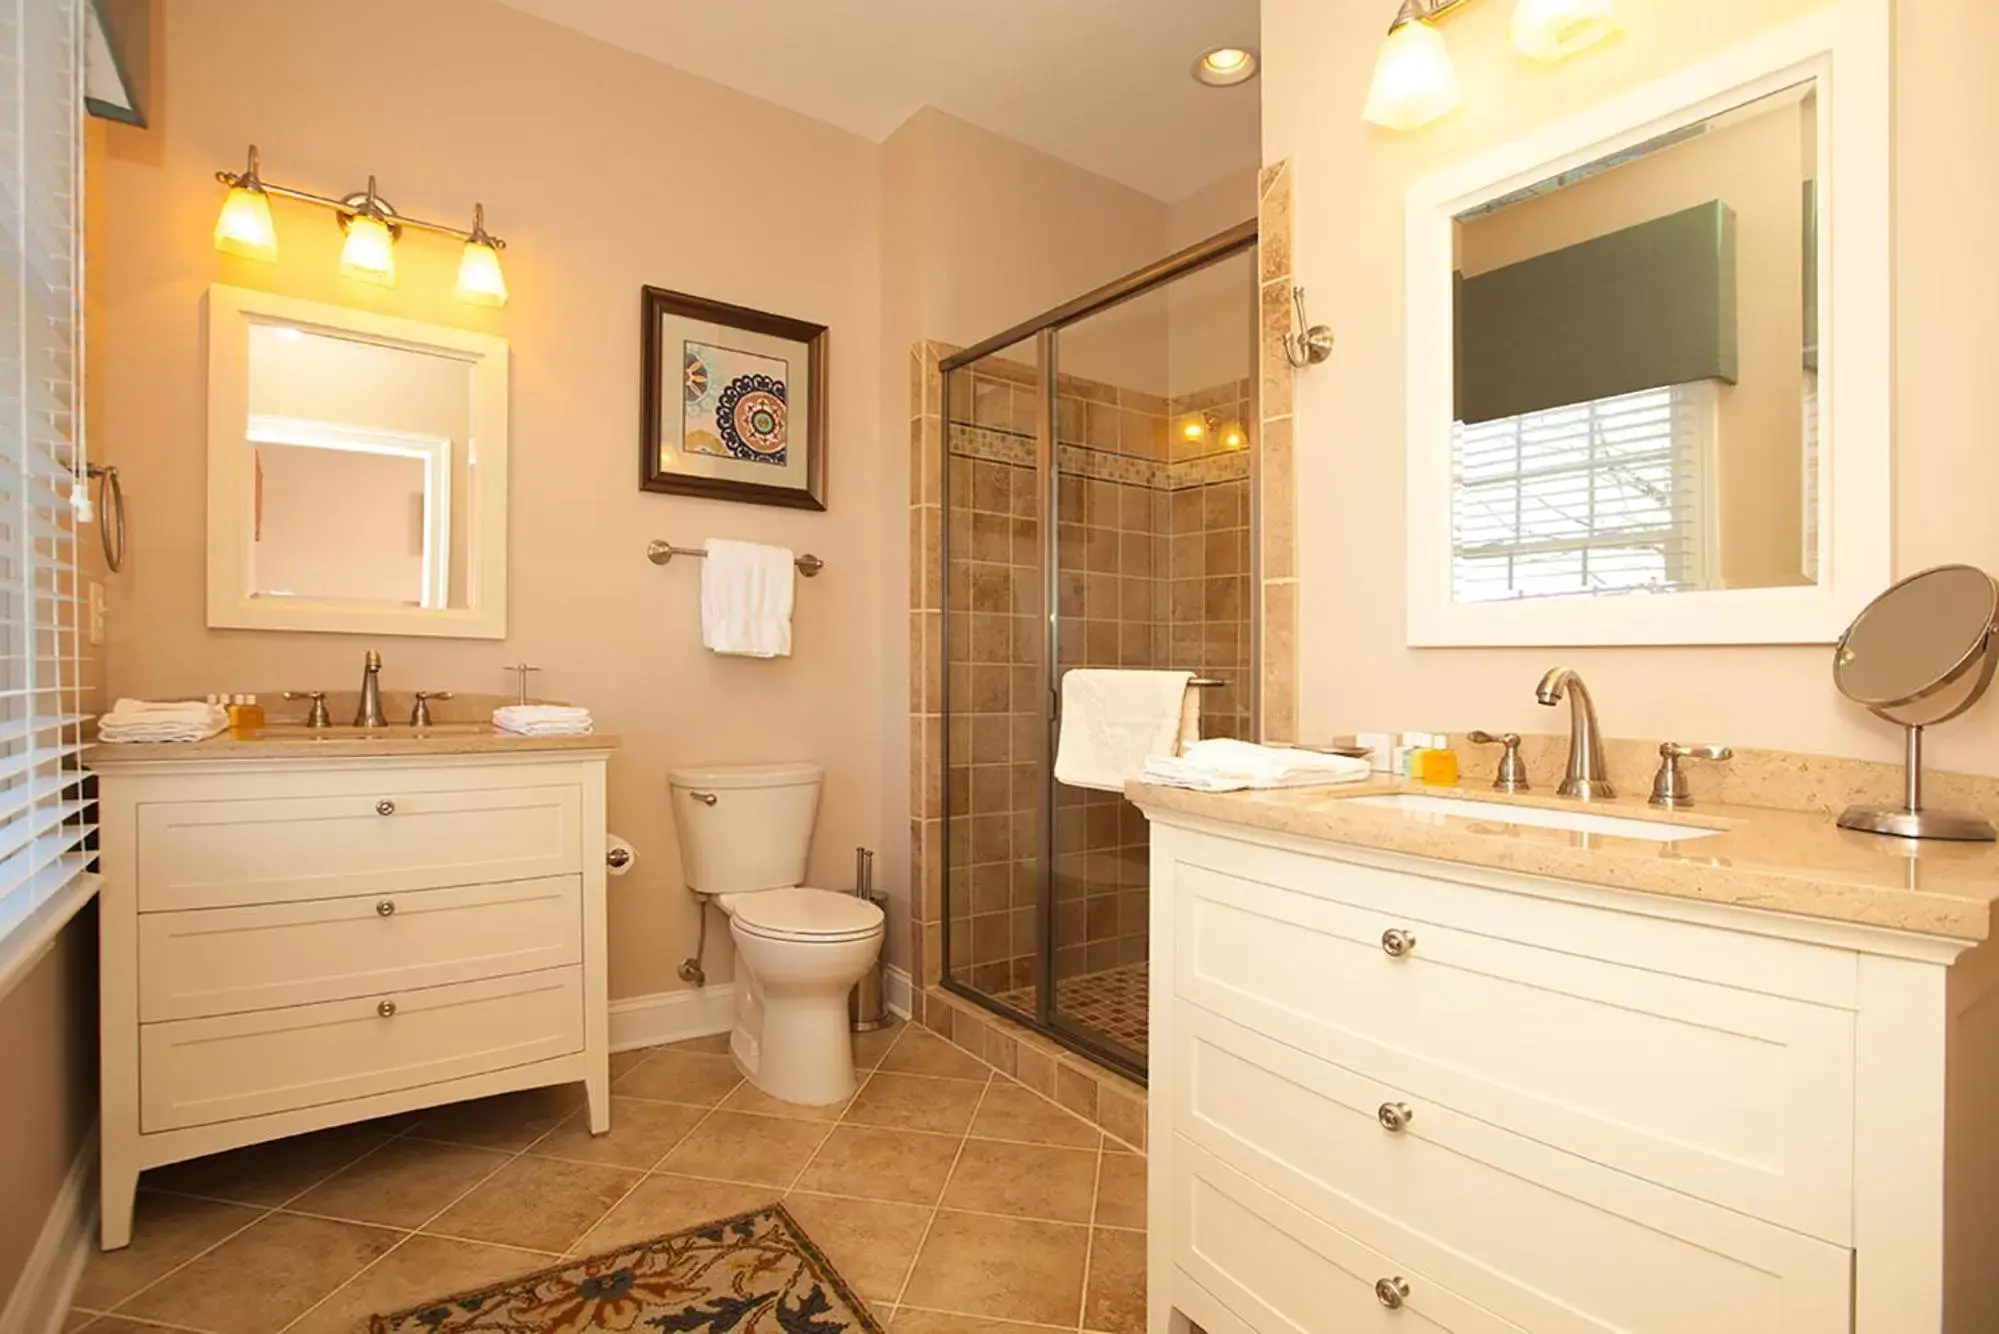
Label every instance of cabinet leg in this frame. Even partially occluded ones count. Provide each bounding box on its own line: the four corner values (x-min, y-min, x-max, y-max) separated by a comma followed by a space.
586, 1059, 611, 1136
100, 1152, 139, 1250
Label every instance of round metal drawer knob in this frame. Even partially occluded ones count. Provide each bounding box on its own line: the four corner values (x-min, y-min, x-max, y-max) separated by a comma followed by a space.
375, 899, 396, 918
375, 799, 396, 816
1380, 928, 1417, 958
1375, 1276, 1411, 1310
1377, 1101, 1414, 1133
376, 999, 397, 1018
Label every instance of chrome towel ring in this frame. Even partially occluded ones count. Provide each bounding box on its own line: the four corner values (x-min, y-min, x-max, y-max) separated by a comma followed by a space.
87, 463, 125, 572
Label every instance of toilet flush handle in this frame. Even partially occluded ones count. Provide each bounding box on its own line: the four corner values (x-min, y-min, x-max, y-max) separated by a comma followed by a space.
689, 791, 719, 806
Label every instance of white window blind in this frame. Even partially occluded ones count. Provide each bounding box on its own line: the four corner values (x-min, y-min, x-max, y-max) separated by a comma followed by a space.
0, 0, 96, 980
1451, 382, 1714, 604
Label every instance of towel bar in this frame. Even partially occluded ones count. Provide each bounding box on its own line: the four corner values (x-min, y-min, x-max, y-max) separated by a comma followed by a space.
647, 539, 824, 577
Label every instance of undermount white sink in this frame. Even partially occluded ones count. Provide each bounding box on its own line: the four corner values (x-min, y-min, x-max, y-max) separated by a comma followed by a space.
1344, 793, 1724, 843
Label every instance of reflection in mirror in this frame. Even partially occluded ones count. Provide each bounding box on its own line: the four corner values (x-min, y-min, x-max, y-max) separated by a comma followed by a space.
1450, 82, 1818, 605
243, 323, 473, 611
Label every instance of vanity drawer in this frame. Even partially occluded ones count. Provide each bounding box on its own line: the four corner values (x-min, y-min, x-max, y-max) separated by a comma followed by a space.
1171, 1004, 1853, 1333
1171, 1145, 1525, 1333
138, 875, 583, 1022
1171, 853, 1856, 1242
139, 966, 583, 1132
136, 781, 582, 911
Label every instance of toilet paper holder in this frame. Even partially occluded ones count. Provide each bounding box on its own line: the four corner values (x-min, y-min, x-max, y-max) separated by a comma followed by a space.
607, 846, 632, 870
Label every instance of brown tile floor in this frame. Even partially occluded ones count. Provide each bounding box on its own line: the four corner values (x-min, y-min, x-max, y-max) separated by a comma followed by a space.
66, 1020, 1148, 1334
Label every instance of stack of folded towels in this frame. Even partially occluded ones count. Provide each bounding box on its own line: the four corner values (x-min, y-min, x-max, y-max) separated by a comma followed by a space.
1140, 738, 1373, 793
493, 704, 594, 737
98, 698, 229, 744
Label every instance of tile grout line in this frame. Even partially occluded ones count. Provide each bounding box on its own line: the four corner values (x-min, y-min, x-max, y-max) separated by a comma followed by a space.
1076, 1127, 1106, 1332
885, 1068, 995, 1317
273, 1096, 592, 1332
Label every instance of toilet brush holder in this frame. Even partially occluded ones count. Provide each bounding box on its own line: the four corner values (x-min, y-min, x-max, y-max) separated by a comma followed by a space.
850, 846, 890, 1031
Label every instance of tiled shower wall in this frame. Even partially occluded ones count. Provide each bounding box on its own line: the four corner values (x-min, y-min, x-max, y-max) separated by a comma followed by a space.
943, 353, 1253, 1001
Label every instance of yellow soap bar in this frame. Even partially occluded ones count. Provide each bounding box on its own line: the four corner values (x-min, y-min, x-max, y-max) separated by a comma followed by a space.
1414, 748, 1459, 785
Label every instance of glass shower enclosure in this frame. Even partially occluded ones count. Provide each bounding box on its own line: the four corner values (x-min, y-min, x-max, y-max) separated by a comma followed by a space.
938, 223, 1258, 1081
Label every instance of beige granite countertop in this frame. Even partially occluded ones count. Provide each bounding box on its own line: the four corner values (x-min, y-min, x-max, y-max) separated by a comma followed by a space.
87, 723, 618, 766
1128, 776, 1999, 942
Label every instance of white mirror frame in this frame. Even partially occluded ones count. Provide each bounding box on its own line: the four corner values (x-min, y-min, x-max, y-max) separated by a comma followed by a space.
1403, 0, 1890, 647
205, 284, 510, 639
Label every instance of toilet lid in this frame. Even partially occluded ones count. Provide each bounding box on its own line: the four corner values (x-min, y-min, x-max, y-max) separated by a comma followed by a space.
727, 887, 884, 942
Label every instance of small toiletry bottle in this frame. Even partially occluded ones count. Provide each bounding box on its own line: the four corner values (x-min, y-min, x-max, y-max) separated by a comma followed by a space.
235, 693, 265, 731
1357, 732, 1395, 773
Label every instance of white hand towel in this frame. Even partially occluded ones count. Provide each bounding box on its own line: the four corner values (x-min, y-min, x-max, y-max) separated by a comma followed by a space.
493, 705, 593, 736
1054, 669, 1195, 793
1140, 738, 1373, 793
98, 699, 228, 744
700, 539, 796, 659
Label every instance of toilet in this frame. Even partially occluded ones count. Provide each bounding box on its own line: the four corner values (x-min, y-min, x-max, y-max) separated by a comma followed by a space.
666, 762, 884, 1105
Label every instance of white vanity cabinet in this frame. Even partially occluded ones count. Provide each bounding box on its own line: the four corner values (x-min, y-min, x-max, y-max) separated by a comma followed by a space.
1142, 811, 1999, 1334
91, 743, 614, 1249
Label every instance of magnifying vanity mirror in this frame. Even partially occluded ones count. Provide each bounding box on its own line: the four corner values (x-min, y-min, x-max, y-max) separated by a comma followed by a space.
205, 285, 510, 638
1833, 564, 1999, 841
1403, 6, 1890, 646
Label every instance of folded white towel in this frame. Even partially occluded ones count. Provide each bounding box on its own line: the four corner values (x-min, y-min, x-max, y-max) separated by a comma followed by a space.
99, 699, 228, 744
1054, 669, 1197, 793
1140, 739, 1372, 793
493, 705, 593, 737
700, 539, 795, 659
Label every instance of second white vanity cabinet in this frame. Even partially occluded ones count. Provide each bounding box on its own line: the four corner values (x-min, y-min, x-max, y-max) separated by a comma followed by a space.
91, 738, 614, 1249
1140, 805, 1998, 1334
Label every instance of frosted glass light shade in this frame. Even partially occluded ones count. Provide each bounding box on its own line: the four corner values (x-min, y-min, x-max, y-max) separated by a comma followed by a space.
456, 239, 508, 307
212, 186, 277, 262
1510, 0, 1622, 62
1363, 20, 1461, 132
339, 214, 396, 286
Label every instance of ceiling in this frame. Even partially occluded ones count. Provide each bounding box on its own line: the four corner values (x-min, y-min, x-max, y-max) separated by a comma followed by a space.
490, 0, 1262, 202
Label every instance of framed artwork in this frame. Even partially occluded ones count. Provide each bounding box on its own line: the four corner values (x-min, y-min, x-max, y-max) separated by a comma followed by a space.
640, 286, 828, 510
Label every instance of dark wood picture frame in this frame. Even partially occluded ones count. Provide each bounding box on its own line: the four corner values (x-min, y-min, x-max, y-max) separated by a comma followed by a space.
640, 286, 828, 511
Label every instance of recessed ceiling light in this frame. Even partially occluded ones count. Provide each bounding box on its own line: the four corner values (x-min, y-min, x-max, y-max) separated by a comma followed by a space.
1192, 46, 1258, 87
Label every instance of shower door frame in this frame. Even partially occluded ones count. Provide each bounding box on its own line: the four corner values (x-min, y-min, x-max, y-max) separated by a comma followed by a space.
937, 219, 1260, 1085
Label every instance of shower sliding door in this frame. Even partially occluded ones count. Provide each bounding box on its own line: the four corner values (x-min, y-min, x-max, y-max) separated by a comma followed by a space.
939, 225, 1257, 1082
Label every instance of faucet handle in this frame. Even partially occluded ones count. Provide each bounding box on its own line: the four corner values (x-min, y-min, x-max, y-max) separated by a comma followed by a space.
1650, 742, 1734, 808
1467, 730, 1529, 793
282, 690, 332, 729
409, 690, 455, 728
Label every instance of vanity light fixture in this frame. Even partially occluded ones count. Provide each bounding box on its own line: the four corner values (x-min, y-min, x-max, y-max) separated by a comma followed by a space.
1364, 0, 1621, 132
211, 145, 278, 262
212, 144, 509, 306
1192, 46, 1259, 87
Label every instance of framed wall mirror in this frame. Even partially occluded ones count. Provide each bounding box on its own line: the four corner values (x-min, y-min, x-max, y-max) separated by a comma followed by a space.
205, 285, 510, 638
1403, 1, 1889, 646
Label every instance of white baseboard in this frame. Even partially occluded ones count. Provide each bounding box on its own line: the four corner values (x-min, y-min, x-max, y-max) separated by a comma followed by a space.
608, 983, 737, 1052
885, 965, 913, 1020
0, 1128, 97, 1334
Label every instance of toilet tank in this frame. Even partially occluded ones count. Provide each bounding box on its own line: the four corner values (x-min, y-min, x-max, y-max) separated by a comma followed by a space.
666, 762, 823, 894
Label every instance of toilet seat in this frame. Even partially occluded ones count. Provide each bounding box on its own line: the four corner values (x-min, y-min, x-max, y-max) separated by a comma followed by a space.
724, 886, 884, 943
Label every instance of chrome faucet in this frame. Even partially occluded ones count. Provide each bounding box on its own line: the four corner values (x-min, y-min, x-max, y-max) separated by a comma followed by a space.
355, 650, 386, 728
1535, 667, 1614, 799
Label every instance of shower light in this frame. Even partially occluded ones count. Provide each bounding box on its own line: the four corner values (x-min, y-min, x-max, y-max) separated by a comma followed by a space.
1192, 46, 1259, 87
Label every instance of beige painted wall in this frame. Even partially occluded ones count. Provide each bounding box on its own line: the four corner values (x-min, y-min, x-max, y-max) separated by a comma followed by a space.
1264, 0, 1999, 777
1165, 167, 1259, 399
0, 914, 100, 1313
252, 445, 426, 603
88, 0, 886, 1000
1458, 97, 1811, 588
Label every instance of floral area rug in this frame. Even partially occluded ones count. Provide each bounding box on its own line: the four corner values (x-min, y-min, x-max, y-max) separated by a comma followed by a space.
368, 1204, 885, 1334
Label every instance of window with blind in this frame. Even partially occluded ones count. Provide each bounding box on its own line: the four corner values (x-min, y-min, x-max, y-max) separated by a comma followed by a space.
0, 0, 97, 981
1451, 382, 1715, 605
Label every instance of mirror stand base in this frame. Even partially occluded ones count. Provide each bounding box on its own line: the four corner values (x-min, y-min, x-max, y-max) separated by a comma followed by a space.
1838, 805, 1996, 842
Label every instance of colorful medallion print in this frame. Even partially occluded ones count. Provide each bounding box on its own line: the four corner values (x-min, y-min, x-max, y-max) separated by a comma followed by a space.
682, 342, 789, 466
369, 1205, 882, 1334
